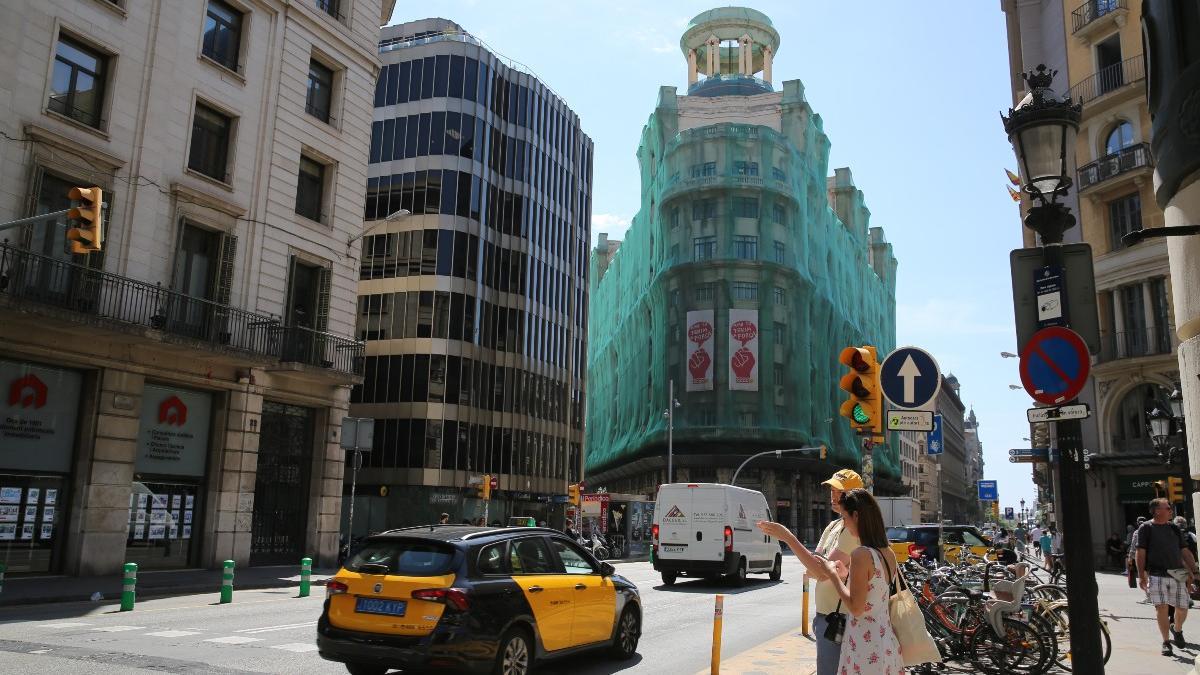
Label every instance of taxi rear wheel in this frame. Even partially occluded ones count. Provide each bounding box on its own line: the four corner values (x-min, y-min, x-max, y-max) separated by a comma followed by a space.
495, 627, 532, 675
609, 607, 640, 659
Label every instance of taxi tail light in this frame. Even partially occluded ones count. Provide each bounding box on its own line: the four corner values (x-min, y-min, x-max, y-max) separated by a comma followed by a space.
326, 580, 349, 597
412, 587, 470, 611
724, 525, 733, 552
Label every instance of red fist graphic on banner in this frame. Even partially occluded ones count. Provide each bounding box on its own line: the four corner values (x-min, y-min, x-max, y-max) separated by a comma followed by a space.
731, 347, 756, 382
688, 348, 712, 381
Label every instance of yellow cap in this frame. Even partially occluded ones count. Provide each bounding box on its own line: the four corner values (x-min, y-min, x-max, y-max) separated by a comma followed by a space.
822, 469, 864, 491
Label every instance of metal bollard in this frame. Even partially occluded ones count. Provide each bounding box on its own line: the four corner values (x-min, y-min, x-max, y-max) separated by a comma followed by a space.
299, 557, 312, 598
120, 562, 137, 611
710, 594, 724, 675
220, 559, 234, 604
801, 574, 810, 636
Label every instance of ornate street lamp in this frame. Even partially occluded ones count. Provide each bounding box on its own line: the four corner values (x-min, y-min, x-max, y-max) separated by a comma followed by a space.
1169, 388, 1185, 422
1148, 406, 1176, 463
1001, 65, 1083, 244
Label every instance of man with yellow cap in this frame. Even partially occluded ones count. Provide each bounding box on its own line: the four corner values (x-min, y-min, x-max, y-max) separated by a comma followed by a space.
812, 468, 863, 674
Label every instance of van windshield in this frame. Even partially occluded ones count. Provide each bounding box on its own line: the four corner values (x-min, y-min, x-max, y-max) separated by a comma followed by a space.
345, 540, 457, 576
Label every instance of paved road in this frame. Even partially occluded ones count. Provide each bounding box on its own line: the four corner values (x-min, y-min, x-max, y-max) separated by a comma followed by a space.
0, 557, 810, 674
1096, 569, 1197, 674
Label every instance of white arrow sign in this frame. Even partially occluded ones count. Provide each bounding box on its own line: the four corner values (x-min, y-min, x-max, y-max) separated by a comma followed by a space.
897, 355, 921, 404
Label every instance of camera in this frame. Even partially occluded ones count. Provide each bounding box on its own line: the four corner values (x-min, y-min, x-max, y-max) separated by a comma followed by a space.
823, 611, 847, 644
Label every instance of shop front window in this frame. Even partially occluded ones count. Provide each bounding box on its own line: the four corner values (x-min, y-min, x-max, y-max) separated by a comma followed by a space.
0, 360, 82, 574
127, 384, 213, 570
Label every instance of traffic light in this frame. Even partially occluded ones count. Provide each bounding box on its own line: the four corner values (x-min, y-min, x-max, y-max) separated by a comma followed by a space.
568, 483, 581, 506
480, 474, 491, 501
1168, 476, 1185, 504
819, 445, 827, 460
838, 346, 882, 435
66, 186, 103, 254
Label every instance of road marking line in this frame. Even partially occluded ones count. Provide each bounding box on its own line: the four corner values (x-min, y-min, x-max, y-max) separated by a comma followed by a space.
270, 642, 319, 653
92, 625, 145, 632
40, 623, 91, 629
237, 621, 317, 634
203, 636, 262, 644
30, 649, 52, 654
145, 630, 201, 637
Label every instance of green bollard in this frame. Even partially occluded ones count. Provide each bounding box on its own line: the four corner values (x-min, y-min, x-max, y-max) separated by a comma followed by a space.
220, 559, 234, 604
299, 557, 312, 598
120, 562, 137, 611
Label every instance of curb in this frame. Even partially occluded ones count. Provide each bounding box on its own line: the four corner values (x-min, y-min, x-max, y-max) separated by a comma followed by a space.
0, 577, 331, 609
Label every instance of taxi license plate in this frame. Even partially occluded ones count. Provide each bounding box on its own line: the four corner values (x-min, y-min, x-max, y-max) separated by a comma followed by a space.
355, 597, 408, 617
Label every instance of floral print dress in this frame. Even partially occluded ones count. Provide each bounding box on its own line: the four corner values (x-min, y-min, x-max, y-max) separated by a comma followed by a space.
838, 547, 905, 675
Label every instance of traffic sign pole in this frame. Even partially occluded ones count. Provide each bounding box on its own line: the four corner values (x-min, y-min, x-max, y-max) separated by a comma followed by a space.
1038, 250, 1103, 674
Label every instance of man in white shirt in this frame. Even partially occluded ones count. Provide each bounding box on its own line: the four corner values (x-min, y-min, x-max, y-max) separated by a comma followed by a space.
1029, 524, 1043, 560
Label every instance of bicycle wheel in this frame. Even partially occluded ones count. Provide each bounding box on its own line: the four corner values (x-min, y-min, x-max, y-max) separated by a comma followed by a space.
1050, 605, 1112, 669
968, 616, 1054, 675
1029, 583, 1068, 602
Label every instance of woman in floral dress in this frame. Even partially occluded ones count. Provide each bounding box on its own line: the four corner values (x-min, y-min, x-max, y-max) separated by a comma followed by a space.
821, 488, 905, 675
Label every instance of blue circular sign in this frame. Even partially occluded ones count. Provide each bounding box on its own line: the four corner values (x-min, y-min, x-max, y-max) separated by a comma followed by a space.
1019, 327, 1089, 404
879, 347, 942, 408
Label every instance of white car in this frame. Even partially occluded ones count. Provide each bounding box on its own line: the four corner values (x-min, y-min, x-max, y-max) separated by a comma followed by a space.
651, 483, 782, 586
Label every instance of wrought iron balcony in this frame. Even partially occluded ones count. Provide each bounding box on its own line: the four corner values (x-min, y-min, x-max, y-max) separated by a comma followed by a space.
1097, 324, 1176, 363
1068, 54, 1144, 105
0, 242, 364, 375
277, 325, 364, 375
1071, 0, 1127, 34
1077, 142, 1152, 191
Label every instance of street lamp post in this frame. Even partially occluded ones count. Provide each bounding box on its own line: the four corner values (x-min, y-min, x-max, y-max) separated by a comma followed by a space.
1150, 390, 1190, 519
1002, 64, 1105, 674
663, 379, 681, 483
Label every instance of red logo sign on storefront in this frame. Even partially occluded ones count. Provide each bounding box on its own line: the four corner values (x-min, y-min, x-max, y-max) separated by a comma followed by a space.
158, 395, 188, 426
8, 374, 48, 409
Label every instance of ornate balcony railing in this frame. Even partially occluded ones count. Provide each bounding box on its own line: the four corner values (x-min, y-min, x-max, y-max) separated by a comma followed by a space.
1068, 54, 1144, 105
277, 325, 364, 375
1071, 0, 1127, 34
1077, 142, 1152, 191
1097, 324, 1176, 363
0, 242, 364, 375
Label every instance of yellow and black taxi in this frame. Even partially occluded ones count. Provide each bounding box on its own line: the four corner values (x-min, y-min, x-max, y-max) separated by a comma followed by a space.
317, 525, 642, 675
886, 524, 994, 564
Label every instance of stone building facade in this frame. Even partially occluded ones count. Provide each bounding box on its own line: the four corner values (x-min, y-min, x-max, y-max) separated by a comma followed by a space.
0, 0, 392, 576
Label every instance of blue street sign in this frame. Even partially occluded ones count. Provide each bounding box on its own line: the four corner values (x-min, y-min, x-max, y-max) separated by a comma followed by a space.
926, 413, 944, 455
880, 347, 941, 409
1004, 507, 1015, 520
978, 480, 998, 501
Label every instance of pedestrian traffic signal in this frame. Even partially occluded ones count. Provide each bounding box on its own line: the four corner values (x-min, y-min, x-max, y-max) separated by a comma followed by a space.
480, 474, 491, 501
1168, 476, 1185, 504
568, 483, 581, 506
66, 186, 103, 254
838, 346, 882, 435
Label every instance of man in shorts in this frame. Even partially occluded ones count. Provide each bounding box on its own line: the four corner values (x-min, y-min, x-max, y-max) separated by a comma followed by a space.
1137, 498, 1200, 655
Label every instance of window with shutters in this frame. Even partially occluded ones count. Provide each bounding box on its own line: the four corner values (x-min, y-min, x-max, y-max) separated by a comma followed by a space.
733, 235, 757, 260
286, 257, 330, 331
296, 155, 328, 222
305, 59, 334, 123
171, 223, 236, 339
1108, 192, 1141, 251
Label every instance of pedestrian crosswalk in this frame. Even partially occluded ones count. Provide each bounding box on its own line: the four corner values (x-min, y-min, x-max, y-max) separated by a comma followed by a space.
28, 619, 319, 655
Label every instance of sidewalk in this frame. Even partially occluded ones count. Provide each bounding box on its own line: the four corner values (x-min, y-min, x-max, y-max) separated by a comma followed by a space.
699, 626, 816, 675
0, 564, 332, 607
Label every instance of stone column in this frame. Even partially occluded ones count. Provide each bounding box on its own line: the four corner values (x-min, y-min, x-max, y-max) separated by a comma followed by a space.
688, 49, 698, 85
764, 47, 773, 85
738, 36, 750, 75
71, 369, 144, 576
207, 386, 262, 568
707, 37, 719, 75
1111, 288, 1124, 356
315, 389, 352, 567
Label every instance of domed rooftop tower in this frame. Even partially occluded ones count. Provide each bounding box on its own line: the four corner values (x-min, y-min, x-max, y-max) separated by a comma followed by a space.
681, 7, 781, 96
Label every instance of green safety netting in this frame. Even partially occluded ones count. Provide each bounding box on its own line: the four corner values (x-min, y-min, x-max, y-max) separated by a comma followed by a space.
585, 79, 898, 481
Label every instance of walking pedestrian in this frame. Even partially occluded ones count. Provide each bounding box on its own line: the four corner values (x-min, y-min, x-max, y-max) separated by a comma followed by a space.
1029, 523, 1043, 561
1039, 527, 1052, 566
1136, 498, 1200, 656
1106, 532, 1126, 570
759, 469, 862, 675
817, 489, 905, 675
1014, 522, 1028, 555
1176, 516, 1198, 559
438, 512, 450, 525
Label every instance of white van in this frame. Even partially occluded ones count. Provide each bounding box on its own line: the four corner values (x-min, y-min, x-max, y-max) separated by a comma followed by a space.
651, 483, 782, 586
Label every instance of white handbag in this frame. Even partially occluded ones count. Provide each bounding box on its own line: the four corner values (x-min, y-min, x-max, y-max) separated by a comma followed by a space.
885, 552, 942, 667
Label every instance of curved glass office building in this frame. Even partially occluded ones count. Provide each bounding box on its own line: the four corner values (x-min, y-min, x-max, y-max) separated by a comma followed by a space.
350, 19, 592, 529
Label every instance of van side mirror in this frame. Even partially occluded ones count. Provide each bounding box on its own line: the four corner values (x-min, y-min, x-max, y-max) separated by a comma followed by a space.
599, 561, 616, 577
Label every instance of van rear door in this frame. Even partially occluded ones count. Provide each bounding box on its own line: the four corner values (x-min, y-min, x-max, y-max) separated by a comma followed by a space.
656, 486, 693, 559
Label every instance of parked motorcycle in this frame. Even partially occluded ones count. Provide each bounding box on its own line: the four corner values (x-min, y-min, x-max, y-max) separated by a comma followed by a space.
578, 533, 610, 560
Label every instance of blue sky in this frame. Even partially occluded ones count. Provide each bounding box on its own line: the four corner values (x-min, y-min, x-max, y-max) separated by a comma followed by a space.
389, 2, 1040, 513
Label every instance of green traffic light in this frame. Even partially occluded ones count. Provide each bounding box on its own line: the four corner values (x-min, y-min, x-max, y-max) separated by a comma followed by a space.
852, 403, 870, 424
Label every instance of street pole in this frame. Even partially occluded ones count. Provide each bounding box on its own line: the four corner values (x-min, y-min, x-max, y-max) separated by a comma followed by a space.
936, 454, 943, 559
667, 379, 674, 484
347, 444, 360, 546
730, 447, 825, 487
